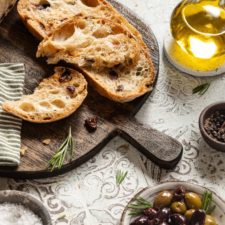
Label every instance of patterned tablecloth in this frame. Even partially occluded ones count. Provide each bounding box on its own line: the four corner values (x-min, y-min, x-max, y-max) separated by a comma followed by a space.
1, 0, 225, 224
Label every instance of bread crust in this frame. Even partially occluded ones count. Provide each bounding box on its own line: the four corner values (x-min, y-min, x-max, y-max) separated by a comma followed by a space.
2, 67, 87, 123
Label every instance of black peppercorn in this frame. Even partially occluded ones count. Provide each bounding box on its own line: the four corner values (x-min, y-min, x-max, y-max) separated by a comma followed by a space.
204, 110, 225, 143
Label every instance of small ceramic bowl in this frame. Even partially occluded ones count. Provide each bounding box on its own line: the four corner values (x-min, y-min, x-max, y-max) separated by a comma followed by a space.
120, 181, 225, 225
0, 190, 52, 225
199, 102, 225, 152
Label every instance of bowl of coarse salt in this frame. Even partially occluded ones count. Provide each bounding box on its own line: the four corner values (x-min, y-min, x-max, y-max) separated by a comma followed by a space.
0, 190, 52, 225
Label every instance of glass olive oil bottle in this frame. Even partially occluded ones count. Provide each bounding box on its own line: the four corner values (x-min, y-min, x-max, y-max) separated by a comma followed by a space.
171, 0, 225, 59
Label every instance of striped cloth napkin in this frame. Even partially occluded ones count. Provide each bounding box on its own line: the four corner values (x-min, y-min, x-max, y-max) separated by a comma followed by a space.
0, 63, 25, 166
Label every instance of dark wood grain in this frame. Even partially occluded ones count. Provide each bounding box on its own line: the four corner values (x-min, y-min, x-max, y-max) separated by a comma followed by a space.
0, 1, 183, 178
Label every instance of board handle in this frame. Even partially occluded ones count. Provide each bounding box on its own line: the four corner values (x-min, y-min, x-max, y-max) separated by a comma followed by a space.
113, 116, 183, 169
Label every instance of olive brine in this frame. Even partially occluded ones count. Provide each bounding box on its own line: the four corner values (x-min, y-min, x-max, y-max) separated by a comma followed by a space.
129, 186, 218, 225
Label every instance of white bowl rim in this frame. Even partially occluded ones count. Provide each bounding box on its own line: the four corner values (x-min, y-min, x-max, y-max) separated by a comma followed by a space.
120, 181, 225, 225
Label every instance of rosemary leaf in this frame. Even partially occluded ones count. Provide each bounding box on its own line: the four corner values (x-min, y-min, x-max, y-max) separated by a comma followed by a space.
202, 191, 216, 214
116, 170, 128, 186
192, 83, 210, 96
128, 197, 152, 217
48, 127, 75, 171
57, 213, 66, 220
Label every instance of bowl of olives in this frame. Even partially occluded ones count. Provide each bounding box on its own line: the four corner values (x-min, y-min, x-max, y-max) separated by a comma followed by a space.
120, 182, 225, 225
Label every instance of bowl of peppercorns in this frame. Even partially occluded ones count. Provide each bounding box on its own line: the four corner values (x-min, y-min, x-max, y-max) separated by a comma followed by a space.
199, 102, 225, 152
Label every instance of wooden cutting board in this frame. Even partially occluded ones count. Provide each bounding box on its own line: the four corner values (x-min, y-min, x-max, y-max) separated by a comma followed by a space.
0, 0, 183, 178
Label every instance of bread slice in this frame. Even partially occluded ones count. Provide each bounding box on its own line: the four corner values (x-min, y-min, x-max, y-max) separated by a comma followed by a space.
2, 67, 87, 123
82, 49, 154, 102
37, 16, 140, 69
17, 0, 142, 41
38, 41, 154, 102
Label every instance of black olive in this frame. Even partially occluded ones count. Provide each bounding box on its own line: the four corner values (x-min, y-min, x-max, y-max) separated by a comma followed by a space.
168, 213, 186, 225
189, 209, 206, 225
156, 208, 171, 222
143, 208, 157, 220
173, 186, 186, 202
148, 218, 160, 225
130, 216, 149, 225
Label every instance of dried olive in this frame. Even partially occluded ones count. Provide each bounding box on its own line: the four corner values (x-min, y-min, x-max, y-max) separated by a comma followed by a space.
189, 209, 206, 225
143, 208, 157, 220
66, 85, 76, 94
154, 191, 173, 208
130, 216, 149, 225
171, 201, 187, 214
173, 186, 186, 202
168, 213, 186, 225
148, 218, 160, 225
204, 215, 218, 225
59, 68, 72, 82
109, 69, 118, 80
156, 207, 171, 222
185, 209, 195, 220
84, 116, 98, 132
185, 192, 202, 209
116, 85, 124, 92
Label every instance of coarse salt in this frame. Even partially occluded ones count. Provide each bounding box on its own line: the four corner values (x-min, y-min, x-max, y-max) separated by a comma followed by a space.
0, 203, 43, 225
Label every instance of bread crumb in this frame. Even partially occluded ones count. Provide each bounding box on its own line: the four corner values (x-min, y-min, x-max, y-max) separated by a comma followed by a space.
20, 146, 28, 156
42, 139, 51, 145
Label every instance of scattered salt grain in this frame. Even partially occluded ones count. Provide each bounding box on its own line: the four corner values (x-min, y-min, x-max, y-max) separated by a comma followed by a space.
0, 203, 43, 225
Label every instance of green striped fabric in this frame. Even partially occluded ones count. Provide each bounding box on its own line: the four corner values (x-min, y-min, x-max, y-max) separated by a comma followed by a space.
0, 63, 25, 166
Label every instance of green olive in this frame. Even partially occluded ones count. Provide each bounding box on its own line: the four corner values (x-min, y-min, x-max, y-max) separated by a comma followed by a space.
154, 190, 173, 208
171, 201, 187, 214
185, 192, 202, 209
185, 209, 195, 220
204, 215, 218, 225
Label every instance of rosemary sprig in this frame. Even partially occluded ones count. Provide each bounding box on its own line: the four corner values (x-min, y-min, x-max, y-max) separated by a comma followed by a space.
202, 191, 216, 214
48, 127, 75, 171
116, 170, 128, 186
128, 197, 152, 216
192, 83, 210, 96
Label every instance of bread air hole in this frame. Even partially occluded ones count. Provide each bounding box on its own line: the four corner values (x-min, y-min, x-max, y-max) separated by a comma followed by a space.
20, 102, 35, 112
112, 39, 120, 46
39, 101, 51, 108
65, 0, 75, 5
93, 28, 110, 38
49, 89, 60, 94
76, 20, 87, 29
38, 0, 50, 9
111, 25, 124, 35
53, 23, 75, 41
73, 83, 80, 87
51, 99, 65, 108
81, 0, 99, 7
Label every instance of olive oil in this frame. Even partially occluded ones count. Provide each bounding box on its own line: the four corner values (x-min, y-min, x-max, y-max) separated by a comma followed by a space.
171, 0, 225, 59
